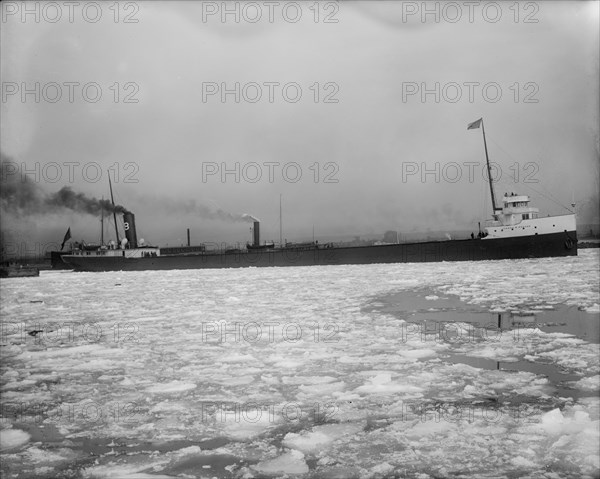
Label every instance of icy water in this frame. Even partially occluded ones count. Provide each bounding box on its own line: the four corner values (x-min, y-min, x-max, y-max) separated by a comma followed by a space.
1, 250, 599, 478
363, 290, 600, 401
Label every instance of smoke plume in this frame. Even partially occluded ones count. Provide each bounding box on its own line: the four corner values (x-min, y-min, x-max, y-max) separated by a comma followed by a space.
46, 187, 129, 215
1, 156, 129, 217
1, 154, 258, 222
185, 202, 258, 223
1, 157, 43, 214
241, 213, 260, 222
154, 197, 258, 223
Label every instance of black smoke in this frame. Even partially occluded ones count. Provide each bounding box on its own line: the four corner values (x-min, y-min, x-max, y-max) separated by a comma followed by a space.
46, 187, 129, 216
1, 154, 257, 222
1, 155, 129, 217
1, 156, 43, 214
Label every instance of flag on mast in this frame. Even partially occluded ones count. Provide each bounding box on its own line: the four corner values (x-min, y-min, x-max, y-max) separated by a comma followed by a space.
60, 227, 71, 251
467, 118, 482, 130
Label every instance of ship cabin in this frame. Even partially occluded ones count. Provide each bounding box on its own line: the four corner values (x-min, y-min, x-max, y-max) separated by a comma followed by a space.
495, 193, 539, 225
68, 244, 160, 258
483, 192, 575, 239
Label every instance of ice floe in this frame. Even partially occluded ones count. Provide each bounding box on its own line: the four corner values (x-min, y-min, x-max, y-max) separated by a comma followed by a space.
0, 250, 598, 477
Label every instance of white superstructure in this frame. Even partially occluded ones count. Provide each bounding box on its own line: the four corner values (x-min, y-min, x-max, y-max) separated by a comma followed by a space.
483, 194, 576, 239
69, 247, 160, 258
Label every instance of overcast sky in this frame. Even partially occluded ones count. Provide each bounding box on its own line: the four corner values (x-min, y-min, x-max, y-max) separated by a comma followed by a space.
1, 1, 599, 251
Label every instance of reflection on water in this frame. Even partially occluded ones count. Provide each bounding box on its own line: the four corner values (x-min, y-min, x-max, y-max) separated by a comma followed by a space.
405, 308, 599, 345
364, 288, 600, 400
366, 288, 599, 344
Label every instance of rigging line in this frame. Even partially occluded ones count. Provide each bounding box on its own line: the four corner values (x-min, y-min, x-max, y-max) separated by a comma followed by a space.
486, 137, 539, 186
505, 174, 574, 214
498, 170, 573, 214
487, 135, 561, 198
487, 136, 573, 213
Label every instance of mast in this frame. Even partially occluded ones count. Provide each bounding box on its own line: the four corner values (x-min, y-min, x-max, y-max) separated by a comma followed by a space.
481, 119, 499, 215
279, 194, 283, 247
108, 174, 120, 243
100, 196, 104, 245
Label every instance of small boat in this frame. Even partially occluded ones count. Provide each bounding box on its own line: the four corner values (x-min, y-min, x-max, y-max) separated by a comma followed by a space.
0, 264, 40, 278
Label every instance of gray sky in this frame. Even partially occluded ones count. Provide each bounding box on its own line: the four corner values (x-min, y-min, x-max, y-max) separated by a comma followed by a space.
1, 1, 599, 251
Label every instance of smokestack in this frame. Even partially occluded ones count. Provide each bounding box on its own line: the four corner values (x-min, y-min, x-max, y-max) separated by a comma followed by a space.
253, 221, 260, 247
187, 228, 190, 247
123, 212, 138, 248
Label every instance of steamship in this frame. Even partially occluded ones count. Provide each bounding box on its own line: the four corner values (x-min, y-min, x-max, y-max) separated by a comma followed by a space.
56, 119, 577, 272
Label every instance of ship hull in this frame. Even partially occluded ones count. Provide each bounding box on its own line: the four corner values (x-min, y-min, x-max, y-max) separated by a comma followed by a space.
0, 266, 40, 278
50, 251, 73, 270
62, 230, 578, 272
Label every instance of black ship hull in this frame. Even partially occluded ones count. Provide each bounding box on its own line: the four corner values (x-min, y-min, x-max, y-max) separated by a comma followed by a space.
50, 251, 73, 270
62, 230, 577, 272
